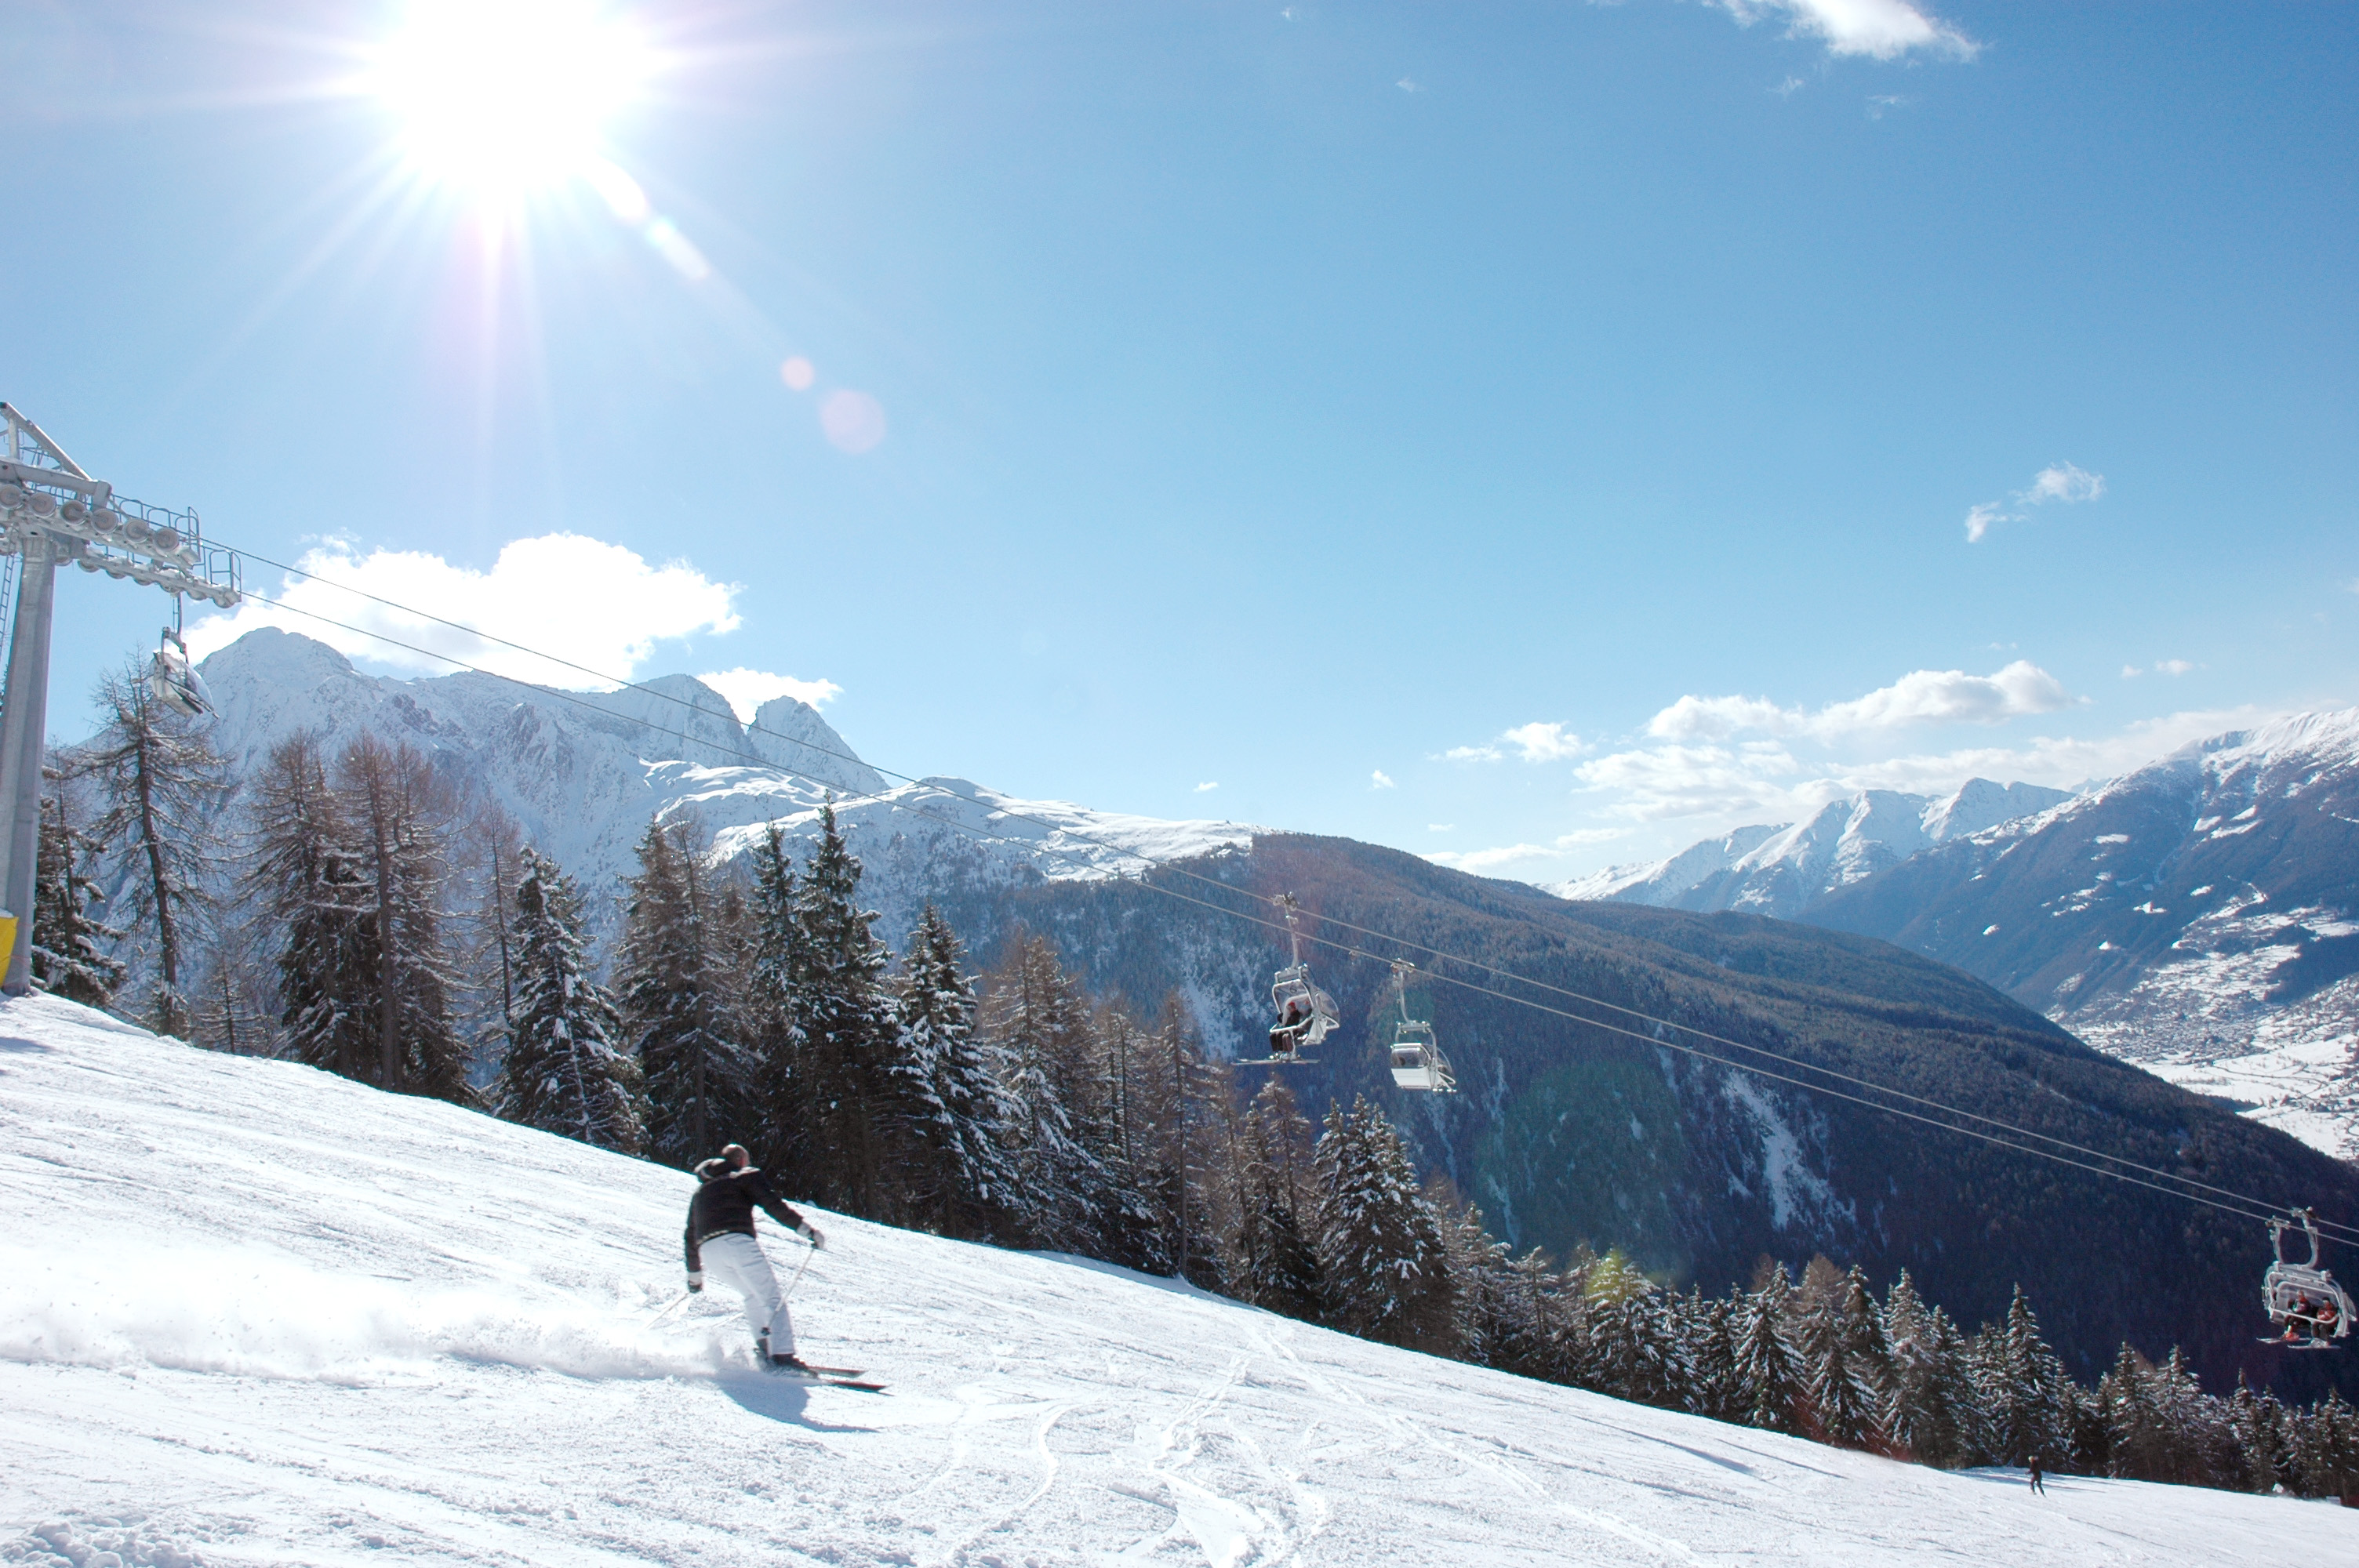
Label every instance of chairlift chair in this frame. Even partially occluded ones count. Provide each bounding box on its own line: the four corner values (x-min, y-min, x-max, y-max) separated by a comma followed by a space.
2263, 1209, 2352, 1350
147, 626, 212, 718
1386, 961, 1456, 1092
1253, 894, 1336, 1065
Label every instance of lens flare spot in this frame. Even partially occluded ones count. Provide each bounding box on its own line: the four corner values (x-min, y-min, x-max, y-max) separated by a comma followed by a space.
584, 158, 649, 223
644, 219, 710, 281
780, 357, 816, 392
820, 390, 886, 454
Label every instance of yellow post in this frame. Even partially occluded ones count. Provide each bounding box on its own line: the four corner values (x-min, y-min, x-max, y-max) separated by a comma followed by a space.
0, 909, 16, 981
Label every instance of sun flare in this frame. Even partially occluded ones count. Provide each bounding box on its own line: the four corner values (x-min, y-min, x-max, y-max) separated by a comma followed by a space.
369, 0, 649, 198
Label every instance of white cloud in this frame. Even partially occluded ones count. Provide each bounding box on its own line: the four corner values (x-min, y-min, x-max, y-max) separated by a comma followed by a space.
1427, 823, 1454, 833
1965, 461, 2106, 543
1444, 720, 1583, 764
696, 667, 842, 723
1714, 0, 1976, 61
1575, 742, 1803, 822
1574, 706, 2276, 826
1648, 661, 2076, 742
1864, 93, 1907, 119
2123, 659, 2196, 680
186, 533, 741, 687
1371, 769, 1397, 789
2025, 462, 2105, 505
1554, 828, 1625, 846
1194, 781, 1220, 793
1427, 843, 1561, 873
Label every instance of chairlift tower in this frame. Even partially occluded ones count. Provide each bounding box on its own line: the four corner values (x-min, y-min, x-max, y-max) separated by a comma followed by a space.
0, 404, 241, 995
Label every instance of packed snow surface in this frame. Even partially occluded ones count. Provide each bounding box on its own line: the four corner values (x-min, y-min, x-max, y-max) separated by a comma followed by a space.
2, 999, 2349, 1565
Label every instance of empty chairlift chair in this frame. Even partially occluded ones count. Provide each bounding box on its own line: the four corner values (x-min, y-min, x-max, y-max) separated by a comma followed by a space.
1385, 960, 1455, 1093
2263, 1209, 2352, 1349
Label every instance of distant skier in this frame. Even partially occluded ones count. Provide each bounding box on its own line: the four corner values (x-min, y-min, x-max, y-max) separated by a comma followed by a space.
2026, 1454, 2045, 1495
685, 1143, 827, 1374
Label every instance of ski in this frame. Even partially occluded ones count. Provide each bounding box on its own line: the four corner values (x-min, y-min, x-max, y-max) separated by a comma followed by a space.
769, 1368, 885, 1392
798, 1363, 865, 1377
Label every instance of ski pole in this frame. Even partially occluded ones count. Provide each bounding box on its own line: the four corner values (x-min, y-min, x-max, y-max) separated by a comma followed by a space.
781, 1238, 818, 1302
648, 1291, 693, 1326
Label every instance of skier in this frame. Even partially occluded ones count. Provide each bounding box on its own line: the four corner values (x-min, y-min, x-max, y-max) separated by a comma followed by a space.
2026, 1453, 2045, 1495
685, 1143, 827, 1374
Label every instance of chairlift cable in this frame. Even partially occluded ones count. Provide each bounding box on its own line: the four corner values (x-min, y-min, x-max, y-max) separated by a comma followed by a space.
220, 579, 2358, 1249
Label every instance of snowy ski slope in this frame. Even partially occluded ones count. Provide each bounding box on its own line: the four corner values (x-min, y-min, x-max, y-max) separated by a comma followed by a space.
2, 996, 2350, 1566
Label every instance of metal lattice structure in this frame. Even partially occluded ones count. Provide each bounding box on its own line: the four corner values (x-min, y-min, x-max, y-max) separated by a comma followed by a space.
0, 404, 242, 994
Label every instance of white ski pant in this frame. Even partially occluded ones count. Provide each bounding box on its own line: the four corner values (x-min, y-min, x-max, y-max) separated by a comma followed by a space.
701, 1232, 795, 1355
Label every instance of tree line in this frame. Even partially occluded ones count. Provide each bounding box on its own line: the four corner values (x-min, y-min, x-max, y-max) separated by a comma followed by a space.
30, 681, 2359, 1508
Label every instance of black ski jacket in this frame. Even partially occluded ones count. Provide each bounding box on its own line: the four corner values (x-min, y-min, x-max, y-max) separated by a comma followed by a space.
685, 1167, 806, 1272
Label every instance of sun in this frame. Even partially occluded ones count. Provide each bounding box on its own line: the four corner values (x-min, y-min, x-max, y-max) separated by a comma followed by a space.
369, 0, 649, 199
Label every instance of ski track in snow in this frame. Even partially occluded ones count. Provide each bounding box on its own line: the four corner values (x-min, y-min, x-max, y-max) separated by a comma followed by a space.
2, 997, 2352, 1566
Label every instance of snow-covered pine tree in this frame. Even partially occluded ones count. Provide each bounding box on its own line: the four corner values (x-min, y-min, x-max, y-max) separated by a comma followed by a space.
893, 903, 1022, 1237
2226, 1376, 2292, 1494
747, 823, 805, 1159
1226, 1076, 1325, 1320
30, 765, 125, 1007
1081, 1000, 1172, 1272
1687, 1294, 1743, 1422
1442, 1203, 1514, 1369
781, 802, 905, 1213
1976, 1284, 2072, 1470
1809, 1265, 1893, 1450
1581, 1254, 1683, 1408
977, 928, 1107, 1251
83, 657, 230, 1036
1732, 1263, 1808, 1436
338, 735, 470, 1102
1881, 1270, 1977, 1467
247, 734, 376, 1081
1313, 1095, 1453, 1352
619, 817, 756, 1169
496, 848, 643, 1152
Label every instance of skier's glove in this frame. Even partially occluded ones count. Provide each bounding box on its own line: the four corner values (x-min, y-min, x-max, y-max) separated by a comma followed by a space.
686, 1272, 703, 1293
799, 1223, 827, 1251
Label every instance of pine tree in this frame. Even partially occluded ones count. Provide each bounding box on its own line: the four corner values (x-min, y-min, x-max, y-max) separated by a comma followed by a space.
83, 658, 229, 1036
1733, 1263, 1808, 1435
248, 735, 376, 1081
338, 735, 470, 1101
978, 929, 1107, 1250
1809, 1265, 1892, 1450
778, 802, 905, 1213
1883, 1270, 1976, 1467
1442, 1202, 1515, 1369
748, 822, 805, 1162
29, 766, 125, 1007
619, 818, 756, 1168
497, 848, 642, 1151
1314, 1095, 1453, 1352
1976, 1285, 2071, 1470
1227, 1077, 1326, 1319
893, 903, 1022, 1236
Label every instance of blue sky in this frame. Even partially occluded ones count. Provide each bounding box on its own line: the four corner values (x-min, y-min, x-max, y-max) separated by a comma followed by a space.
4, 0, 2353, 882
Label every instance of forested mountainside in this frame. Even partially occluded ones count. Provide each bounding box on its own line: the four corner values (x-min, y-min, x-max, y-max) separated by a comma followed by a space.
888, 831, 2359, 1399
144, 634, 2357, 1396
1804, 711, 2359, 1160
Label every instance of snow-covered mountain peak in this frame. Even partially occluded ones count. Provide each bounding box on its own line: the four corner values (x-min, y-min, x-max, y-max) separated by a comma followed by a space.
182, 630, 1251, 942
1550, 778, 2074, 919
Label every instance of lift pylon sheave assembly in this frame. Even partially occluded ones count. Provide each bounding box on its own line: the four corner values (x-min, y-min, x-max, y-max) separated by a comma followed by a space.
1251, 891, 1336, 1065
2261, 1208, 2351, 1349
0, 404, 242, 993
1386, 960, 1455, 1093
